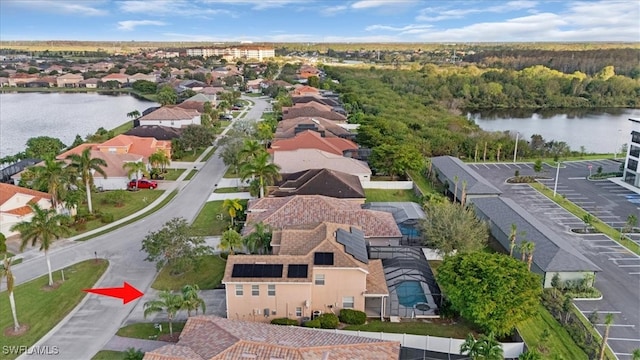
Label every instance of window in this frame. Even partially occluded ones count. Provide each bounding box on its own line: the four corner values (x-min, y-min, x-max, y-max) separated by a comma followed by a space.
252, 284, 259, 296
268, 284, 276, 296
342, 296, 354, 309
628, 159, 638, 172
235, 284, 243, 296
295, 307, 302, 317
314, 274, 325, 285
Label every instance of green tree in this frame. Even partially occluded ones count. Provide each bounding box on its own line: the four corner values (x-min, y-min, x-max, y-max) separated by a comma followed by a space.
124, 348, 144, 360
243, 222, 272, 255
143, 290, 183, 336
181, 284, 205, 317
219, 228, 243, 255
460, 332, 503, 360
519, 240, 536, 271
420, 201, 489, 255
31, 156, 76, 208
10, 203, 71, 286
599, 313, 614, 360
1, 256, 20, 331
66, 147, 108, 214
149, 150, 170, 173
239, 152, 281, 198
126, 110, 141, 119
0, 232, 6, 253
122, 161, 148, 189
239, 139, 265, 162
519, 349, 543, 360
631, 348, 640, 360
582, 213, 594, 232
25, 136, 66, 160
307, 76, 320, 88
181, 125, 215, 154
222, 198, 244, 227
624, 214, 638, 239
140, 217, 211, 274
437, 252, 542, 337
218, 137, 244, 175
156, 86, 178, 105
70, 134, 85, 148
132, 80, 157, 94
369, 143, 423, 180
533, 159, 543, 173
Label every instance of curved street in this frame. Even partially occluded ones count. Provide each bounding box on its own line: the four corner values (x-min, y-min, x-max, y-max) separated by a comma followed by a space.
10, 96, 270, 359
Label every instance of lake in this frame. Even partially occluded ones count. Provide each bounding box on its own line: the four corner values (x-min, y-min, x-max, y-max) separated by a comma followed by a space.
469, 108, 640, 154
0, 92, 158, 158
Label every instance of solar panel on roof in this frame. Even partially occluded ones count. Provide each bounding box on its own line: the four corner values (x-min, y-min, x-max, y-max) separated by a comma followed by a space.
336, 228, 369, 264
287, 264, 308, 278
231, 264, 284, 278
314, 252, 334, 265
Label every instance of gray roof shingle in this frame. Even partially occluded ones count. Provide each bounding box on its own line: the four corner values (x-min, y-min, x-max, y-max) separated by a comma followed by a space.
431, 156, 502, 198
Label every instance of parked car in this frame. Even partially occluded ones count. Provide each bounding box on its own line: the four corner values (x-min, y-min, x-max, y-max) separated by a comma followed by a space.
128, 179, 158, 190
231, 106, 242, 110
220, 113, 233, 120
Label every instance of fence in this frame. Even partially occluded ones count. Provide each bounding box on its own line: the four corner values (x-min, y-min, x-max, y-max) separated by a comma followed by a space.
362, 181, 414, 189
314, 329, 525, 358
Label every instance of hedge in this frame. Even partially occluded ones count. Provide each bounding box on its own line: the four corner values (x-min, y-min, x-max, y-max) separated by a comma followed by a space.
270, 318, 298, 326
339, 309, 366, 325
317, 313, 339, 329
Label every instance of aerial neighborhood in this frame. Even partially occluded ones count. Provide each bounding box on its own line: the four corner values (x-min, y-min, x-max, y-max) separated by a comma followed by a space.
0, 42, 639, 360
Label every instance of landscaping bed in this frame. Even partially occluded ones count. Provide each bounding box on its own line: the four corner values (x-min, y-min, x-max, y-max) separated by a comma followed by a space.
117, 321, 186, 341
151, 255, 226, 290
344, 318, 480, 339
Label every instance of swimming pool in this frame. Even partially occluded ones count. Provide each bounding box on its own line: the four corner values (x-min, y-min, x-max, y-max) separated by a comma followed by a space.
395, 281, 427, 307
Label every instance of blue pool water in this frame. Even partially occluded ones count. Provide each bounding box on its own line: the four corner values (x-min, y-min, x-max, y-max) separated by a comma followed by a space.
396, 281, 427, 307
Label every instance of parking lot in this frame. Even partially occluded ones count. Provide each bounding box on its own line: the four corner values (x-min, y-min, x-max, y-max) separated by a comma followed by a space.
470, 160, 640, 358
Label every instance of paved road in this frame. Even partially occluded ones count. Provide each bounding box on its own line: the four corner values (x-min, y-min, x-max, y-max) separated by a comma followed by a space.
11, 96, 270, 360
469, 161, 640, 359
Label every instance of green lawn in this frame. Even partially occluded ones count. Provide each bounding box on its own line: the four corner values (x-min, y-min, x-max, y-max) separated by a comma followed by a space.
214, 187, 247, 193
110, 121, 133, 136
177, 148, 207, 162
517, 304, 588, 360
184, 169, 198, 180
223, 167, 239, 178
364, 189, 420, 203
0, 260, 109, 360
117, 321, 186, 340
231, 111, 240, 118
215, 121, 231, 134
531, 182, 640, 255
407, 169, 443, 196
160, 168, 185, 181
92, 350, 127, 360
192, 200, 248, 236
344, 319, 480, 339
151, 255, 226, 290
69, 190, 164, 237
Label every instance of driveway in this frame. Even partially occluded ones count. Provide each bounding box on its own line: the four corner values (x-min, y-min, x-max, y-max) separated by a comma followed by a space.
469, 161, 640, 359
11, 96, 270, 359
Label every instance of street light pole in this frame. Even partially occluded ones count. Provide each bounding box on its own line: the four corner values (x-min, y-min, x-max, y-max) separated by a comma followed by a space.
513, 132, 519, 163
553, 161, 561, 197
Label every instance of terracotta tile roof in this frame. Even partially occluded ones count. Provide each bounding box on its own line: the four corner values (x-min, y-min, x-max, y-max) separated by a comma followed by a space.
366, 259, 389, 295
282, 107, 347, 121
171, 101, 205, 113
271, 168, 365, 199
291, 85, 320, 96
97, 135, 171, 159
274, 117, 351, 139
273, 149, 371, 178
139, 106, 200, 121
0, 183, 51, 206
143, 316, 399, 360
101, 73, 128, 79
269, 130, 357, 156
5, 205, 33, 216
243, 195, 401, 239
287, 101, 332, 112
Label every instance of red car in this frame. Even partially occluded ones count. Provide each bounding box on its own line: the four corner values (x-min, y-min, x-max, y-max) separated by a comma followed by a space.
128, 179, 158, 190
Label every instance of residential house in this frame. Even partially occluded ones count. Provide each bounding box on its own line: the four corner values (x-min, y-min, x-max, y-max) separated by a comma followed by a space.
100, 73, 129, 85
292, 95, 341, 107
27, 76, 56, 88
243, 195, 401, 245
90, 62, 113, 72
96, 134, 172, 159
137, 107, 201, 129
269, 130, 357, 156
362, 202, 426, 246
245, 78, 264, 93
124, 125, 183, 141
282, 106, 347, 122
0, 77, 8, 87
273, 149, 371, 182
173, 93, 217, 113
1, 159, 41, 184
275, 117, 354, 140
8, 73, 39, 87
199, 86, 225, 95
143, 315, 399, 360
291, 85, 320, 97
56, 73, 84, 88
271, 168, 366, 201
79, 78, 99, 88
226, 222, 390, 323
430, 156, 502, 201
128, 73, 157, 83
470, 196, 601, 287
0, 183, 53, 237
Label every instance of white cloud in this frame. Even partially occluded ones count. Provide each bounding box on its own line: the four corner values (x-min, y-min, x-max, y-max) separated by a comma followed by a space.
3, 0, 108, 16
118, 20, 167, 31
321, 5, 348, 16
365, 24, 433, 32
351, 0, 416, 9
201, 0, 309, 10
416, 0, 538, 22
119, 1, 230, 17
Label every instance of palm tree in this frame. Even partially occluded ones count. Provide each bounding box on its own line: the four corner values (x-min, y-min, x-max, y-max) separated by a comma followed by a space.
1, 256, 20, 331
181, 284, 206, 317
126, 110, 141, 119
599, 313, 615, 360
66, 147, 108, 214
519, 349, 542, 360
10, 203, 71, 286
509, 224, 518, 257
460, 333, 482, 359
496, 143, 502, 162
519, 240, 536, 271
149, 150, 170, 173
222, 198, 243, 227
452, 175, 459, 203
461, 180, 468, 207
31, 156, 76, 208
624, 214, 638, 240
582, 213, 594, 232
123, 161, 148, 189
239, 152, 281, 198
477, 332, 504, 360
243, 222, 272, 254
219, 228, 243, 255
631, 348, 640, 360
143, 290, 184, 337
239, 139, 264, 162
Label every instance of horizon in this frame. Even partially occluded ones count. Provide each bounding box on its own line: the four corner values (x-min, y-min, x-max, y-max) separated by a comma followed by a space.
1, 0, 639, 43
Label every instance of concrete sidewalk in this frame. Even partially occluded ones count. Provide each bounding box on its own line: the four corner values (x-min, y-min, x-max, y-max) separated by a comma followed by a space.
102, 336, 168, 353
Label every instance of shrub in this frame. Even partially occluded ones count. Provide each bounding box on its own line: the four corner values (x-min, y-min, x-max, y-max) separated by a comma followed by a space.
514, 169, 520, 177
339, 309, 366, 325
124, 347, 144, 360
317, 313, 339, 329
100, 213, 115, 224
270, 318, 298, 326
102, 190, 127, 206
302, 319, 321, 328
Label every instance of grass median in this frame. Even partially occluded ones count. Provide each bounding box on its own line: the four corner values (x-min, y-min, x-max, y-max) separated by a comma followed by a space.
151, 255, 226, 290
0, 260, 109, 360
116, 321, 186, 340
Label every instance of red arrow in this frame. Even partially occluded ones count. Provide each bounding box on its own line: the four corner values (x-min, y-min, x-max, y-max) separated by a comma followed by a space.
83, 282, 144, 304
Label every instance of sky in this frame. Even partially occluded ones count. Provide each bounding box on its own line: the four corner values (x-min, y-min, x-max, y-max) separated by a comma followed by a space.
0, 0, 639, 43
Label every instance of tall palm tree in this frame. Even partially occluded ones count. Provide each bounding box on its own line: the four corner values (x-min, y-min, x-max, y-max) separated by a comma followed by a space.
10, 203, 71, 286
452, 175, 459, 203
509, 224, 518, 257
243, 222, 272, 254
126, 110, 141, 119
31, 156, 76, 208
519, 240, 536, 271
599, 313, 615, 360
1, 256, 20, 331
519, 349, 542, 360
239, 139, 264, 162
181, 284, 206, 317
460, 333, 483, 359
149, 150, 170, 173
222, 198, 243, 227
476, 332, 503, 360
66, 147, 108, 214
123, 161, 148, 189
239, 152, 281, 198
219, 228, 243, 255
460, 180, 468, 207
144, 290, 184, 336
